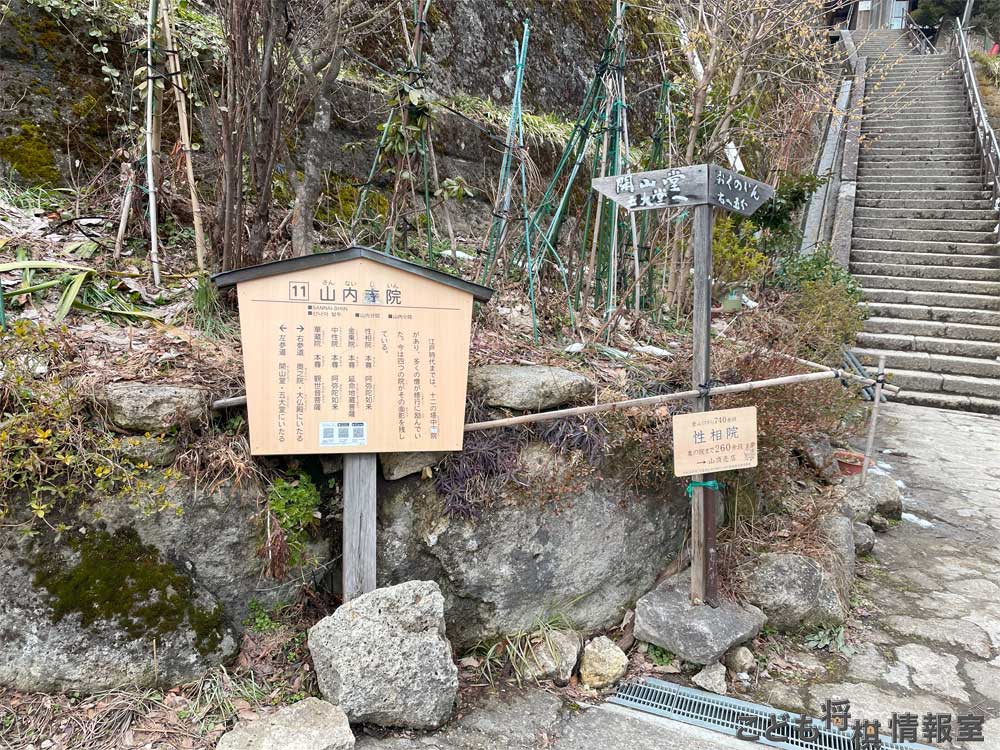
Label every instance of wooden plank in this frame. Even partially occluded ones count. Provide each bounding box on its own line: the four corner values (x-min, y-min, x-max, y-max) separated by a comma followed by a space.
690, 203, 716, 606
342, 453, 377, 601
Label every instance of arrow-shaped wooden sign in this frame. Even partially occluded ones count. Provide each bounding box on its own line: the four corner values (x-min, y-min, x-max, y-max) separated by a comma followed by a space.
591, 163, 775, 217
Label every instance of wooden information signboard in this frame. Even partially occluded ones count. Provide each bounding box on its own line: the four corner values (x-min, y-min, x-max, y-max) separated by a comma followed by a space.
591, 163, 775, 607
672, 406, 758, 477
214, 246, 492, 600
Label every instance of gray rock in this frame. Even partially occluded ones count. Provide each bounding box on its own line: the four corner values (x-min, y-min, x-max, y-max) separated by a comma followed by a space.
692, 662, 727, 695
469, 365, 594, 410
217, 698, 354, 750
634, 570, 766, 665
844, 473, 902, 523
853, 523, 876, 555
894, 644, 968, 702
799, 435, 841, 482
377, 442, 688, 648
870, 514, 890, 532
579, 636, 628, 689
723, 646, 756, 675
308, 581, 458, 729
0, 527, 237, 693
744, 553, 844, 632
119, 434, 178, 467
523, 630, 581, 686
96, 382, 208, 433
380, 451, 448, 481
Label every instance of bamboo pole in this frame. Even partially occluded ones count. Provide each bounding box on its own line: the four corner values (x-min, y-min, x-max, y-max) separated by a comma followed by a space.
114, 163, 135, 259
160, 0, 207, 271
145, 0, 162, 287
212, 366, 896, 424
860, 354, 886, 487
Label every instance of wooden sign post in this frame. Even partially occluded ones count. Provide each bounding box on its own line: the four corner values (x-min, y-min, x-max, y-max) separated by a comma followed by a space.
592, 164, 774, 606
214, 247, 492, 601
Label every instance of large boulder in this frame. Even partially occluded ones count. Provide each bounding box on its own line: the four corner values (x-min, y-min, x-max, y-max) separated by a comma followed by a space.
469, 365, 594, 410
96, 382, 209, 433
308, 581, 458, 729
83, 474, 331, 625
217, 698, 354, 750
1, 474, 330, 693
744, 553, 845, 632
819, 514, 855, 586
0, 526, 237, 693
634, 570, 766, 665
843, 472, 902, 523
377, 442, 689, 648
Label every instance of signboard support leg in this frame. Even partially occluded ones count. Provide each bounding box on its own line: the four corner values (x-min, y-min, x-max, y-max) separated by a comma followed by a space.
343, 453, 377, 601
690, 204, 719, 607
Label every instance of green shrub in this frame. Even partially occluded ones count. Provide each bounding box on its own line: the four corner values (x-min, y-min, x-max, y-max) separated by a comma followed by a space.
266, 472, 321, 568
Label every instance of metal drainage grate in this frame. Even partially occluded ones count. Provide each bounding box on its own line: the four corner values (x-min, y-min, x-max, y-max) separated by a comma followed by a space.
610, 678, 933, 750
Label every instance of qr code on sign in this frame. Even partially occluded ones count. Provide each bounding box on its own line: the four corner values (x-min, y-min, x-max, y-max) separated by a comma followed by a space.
319, 421, 366, 447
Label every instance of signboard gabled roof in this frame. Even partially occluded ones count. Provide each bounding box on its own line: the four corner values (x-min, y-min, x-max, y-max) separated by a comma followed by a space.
211, 245, 494, 302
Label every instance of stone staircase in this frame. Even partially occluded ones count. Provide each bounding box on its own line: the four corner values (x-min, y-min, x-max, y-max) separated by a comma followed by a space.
850, 30, 1000, 414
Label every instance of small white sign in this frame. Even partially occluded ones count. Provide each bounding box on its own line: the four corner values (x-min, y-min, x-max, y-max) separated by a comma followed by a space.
319, 421, 367, 447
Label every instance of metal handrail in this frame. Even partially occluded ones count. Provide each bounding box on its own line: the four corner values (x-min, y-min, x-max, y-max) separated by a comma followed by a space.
903, 13, 937, 54
954, 17, 1000, 206
961, 0, 975, 29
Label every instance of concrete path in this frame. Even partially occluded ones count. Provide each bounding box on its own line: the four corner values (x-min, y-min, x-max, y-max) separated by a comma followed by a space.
750, 402, 1000, 748
360, 402, 1000, 749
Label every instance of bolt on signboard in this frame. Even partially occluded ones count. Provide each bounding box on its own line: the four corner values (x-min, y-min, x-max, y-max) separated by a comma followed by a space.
592, 164, 774, 607
214, 246, 493, 600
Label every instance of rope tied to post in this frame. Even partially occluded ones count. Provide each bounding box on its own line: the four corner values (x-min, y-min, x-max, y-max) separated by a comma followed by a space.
686, 480, 721, 497
696, 379, 726, 398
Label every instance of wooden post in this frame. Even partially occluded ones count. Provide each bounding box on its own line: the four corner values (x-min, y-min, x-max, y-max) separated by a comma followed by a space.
860, 354, 887, 487
342, 453, 377, 601
690, 203, 718, 606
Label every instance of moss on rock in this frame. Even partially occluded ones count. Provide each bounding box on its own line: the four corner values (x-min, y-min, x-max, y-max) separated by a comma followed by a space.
32, 526, 226, 656
0, 122, 60, 185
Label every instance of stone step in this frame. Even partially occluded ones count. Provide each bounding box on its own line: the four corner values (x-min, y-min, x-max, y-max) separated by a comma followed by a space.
862, 316, 1000, 343
852, 249, 1000, 268
861, 145, 979, 157
860, 365, 1000, 400
854, 207, 997, 221
850, 261, 1000, 280
863, 301, 1000, 325
853, 227, 996, 243
856, 189, 991, 201
863, 115, 971, 125
853, 217, 997, 232
872, 74, 963, 83
855, 197, 995, 210
861, 139, 976, 151
887, 389, 1000, 414
859, 176, 984, 187
855, 272, 1000, 295
860, 350, 1000, 384
861, 287, 1000, 311
865, 110, 972, 121
858, 332, 1000, 360
857, 170, 984, 181
853, 236, 999, 256
858, 162, 981, 173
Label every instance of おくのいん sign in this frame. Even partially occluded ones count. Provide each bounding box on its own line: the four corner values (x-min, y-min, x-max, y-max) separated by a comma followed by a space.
591, 164, 774, 217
